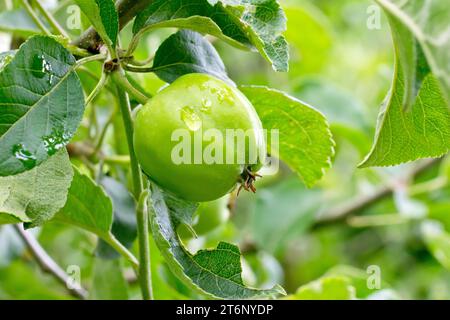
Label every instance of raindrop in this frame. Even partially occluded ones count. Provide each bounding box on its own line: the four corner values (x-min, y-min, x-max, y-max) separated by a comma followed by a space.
32, 54, 54, 85
12, 144, 36, 169
216, 88, 233, 103
210, 87, 218, 94
180, 106, 202, 131
200, 98, 212, 113
42, 128, 70, 155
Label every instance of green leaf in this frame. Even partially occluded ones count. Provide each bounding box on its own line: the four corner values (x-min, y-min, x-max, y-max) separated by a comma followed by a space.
375, 0, 450, 102
96, 177, 137, 259
422, 220, 450, 270
287, 276, 356, 300
428, 203, 450, 232
0, 9, 42, 37
152, 30, 230, 83
74, 0, 118, 48
54, 167, 113, 239
132, 0, 248, 50
0, 149, 73, 227
133, 0, 289, 71
360, 1, 450, 167
90, 259, 129, 299
240, 86, 334, 187
149, 184, 285, 299
0, 35, 85, 176
211, 0, 289, 72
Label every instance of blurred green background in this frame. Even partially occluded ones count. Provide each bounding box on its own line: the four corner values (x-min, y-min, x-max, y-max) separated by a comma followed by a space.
1, 0, 449, 300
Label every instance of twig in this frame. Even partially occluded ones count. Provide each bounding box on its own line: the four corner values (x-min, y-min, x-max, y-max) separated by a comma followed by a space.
75, 53, 107, 68
93, 108, 116, 154
13, 224, 88, 300
122, 64, 154, 73
72, 0, 154, 52
112, 69, 153, 300
85, 72, 109, 107
313, 158, 442, 229
103, 233, 139, 270
33, 0, 70, 38
20, 0, 51, 36
136, 190, 153, 300
112, 70, 150, 104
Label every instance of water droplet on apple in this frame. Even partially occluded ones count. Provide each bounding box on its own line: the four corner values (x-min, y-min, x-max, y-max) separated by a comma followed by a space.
200, 98, 212, 113
181, 106, 202, 131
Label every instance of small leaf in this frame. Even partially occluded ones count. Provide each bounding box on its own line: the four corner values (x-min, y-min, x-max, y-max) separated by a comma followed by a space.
133, 0, 289, 71
0, 35, 85, 176
96, 177, 137, 259
240, 86, 334, 187
288, 276, 356, 300
211, 0, 289, 72
360, 1, 450, 167
54, 167, 113, 239
74, 0, 118, 47
0, 149, 73, 227
90, 259, 129, 300
132, 0, 249, 50
152, 30, 230, 83
149, 184, 285, 299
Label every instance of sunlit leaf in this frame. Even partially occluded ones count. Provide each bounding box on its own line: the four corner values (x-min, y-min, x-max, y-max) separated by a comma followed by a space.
360, 1, 450, 167
133, 0, 289, 71
376, 0, 450, 102
241, 86, 334, 187
0, 149, 73, 227
54, 167, 113, 239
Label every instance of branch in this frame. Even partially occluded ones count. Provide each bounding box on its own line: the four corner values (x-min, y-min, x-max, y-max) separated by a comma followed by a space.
13, 224, 88, 300
72, 0, 153, 52
313, 158, 442, 229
